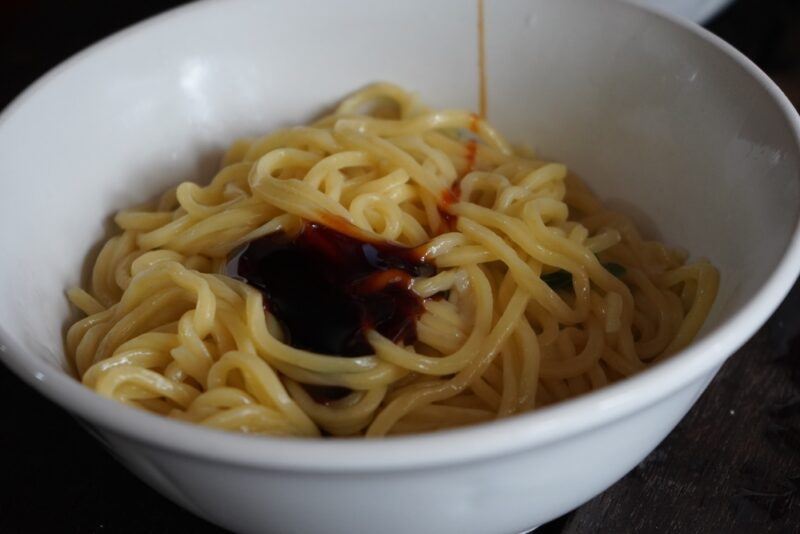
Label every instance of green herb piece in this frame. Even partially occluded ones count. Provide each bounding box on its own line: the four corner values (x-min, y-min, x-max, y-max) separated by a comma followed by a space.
541, 262, 626, 291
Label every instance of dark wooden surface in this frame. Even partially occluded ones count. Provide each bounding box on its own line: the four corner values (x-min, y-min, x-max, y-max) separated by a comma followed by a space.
1, 1, 799, 533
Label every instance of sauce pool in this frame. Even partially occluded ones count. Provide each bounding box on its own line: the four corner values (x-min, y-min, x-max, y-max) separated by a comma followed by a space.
228, 222, 435, 357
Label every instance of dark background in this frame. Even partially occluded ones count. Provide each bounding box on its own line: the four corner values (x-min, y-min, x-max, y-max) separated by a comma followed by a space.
1, 1, 799, 532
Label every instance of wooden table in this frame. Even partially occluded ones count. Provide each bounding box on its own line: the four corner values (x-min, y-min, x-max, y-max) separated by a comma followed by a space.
1, 1, 798, 532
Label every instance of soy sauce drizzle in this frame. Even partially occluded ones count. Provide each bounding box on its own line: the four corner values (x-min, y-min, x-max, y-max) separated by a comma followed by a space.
229, 222, 435, 357
435, 1, 487, 234
465, 112, 480, 173
437, 184, 461, 233
436, 113, 481, 233
477, 0, 487, 119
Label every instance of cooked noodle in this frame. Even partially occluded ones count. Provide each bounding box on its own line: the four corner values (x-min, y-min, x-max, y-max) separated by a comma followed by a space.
66, 84, 719, 437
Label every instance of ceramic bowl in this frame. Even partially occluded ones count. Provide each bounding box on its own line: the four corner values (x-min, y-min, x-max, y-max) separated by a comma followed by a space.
1, 1, 798, 533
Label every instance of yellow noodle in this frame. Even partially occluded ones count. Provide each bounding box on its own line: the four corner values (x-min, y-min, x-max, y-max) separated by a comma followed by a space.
66, 83, 718, 437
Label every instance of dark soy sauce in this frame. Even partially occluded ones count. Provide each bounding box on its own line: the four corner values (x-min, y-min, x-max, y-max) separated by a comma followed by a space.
229, 222, 435, 357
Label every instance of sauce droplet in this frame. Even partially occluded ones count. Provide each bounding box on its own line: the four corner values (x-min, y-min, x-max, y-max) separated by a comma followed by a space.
228, 222, 435, 357
438, 184, 461, 233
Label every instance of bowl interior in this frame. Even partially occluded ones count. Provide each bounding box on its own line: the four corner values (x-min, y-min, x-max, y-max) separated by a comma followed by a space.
0, 0, 797, 393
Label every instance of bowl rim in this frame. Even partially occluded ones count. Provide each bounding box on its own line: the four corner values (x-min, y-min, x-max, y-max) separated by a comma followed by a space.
1, 0, 799, 472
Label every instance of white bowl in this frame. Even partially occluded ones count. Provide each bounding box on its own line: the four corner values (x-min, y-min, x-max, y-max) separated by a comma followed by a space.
1, 1, 798, 533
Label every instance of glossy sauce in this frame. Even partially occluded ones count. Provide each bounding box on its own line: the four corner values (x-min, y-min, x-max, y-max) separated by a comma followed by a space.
438, 185, 461, 232
436, 113, 481, 232
229, 222, 435, 357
